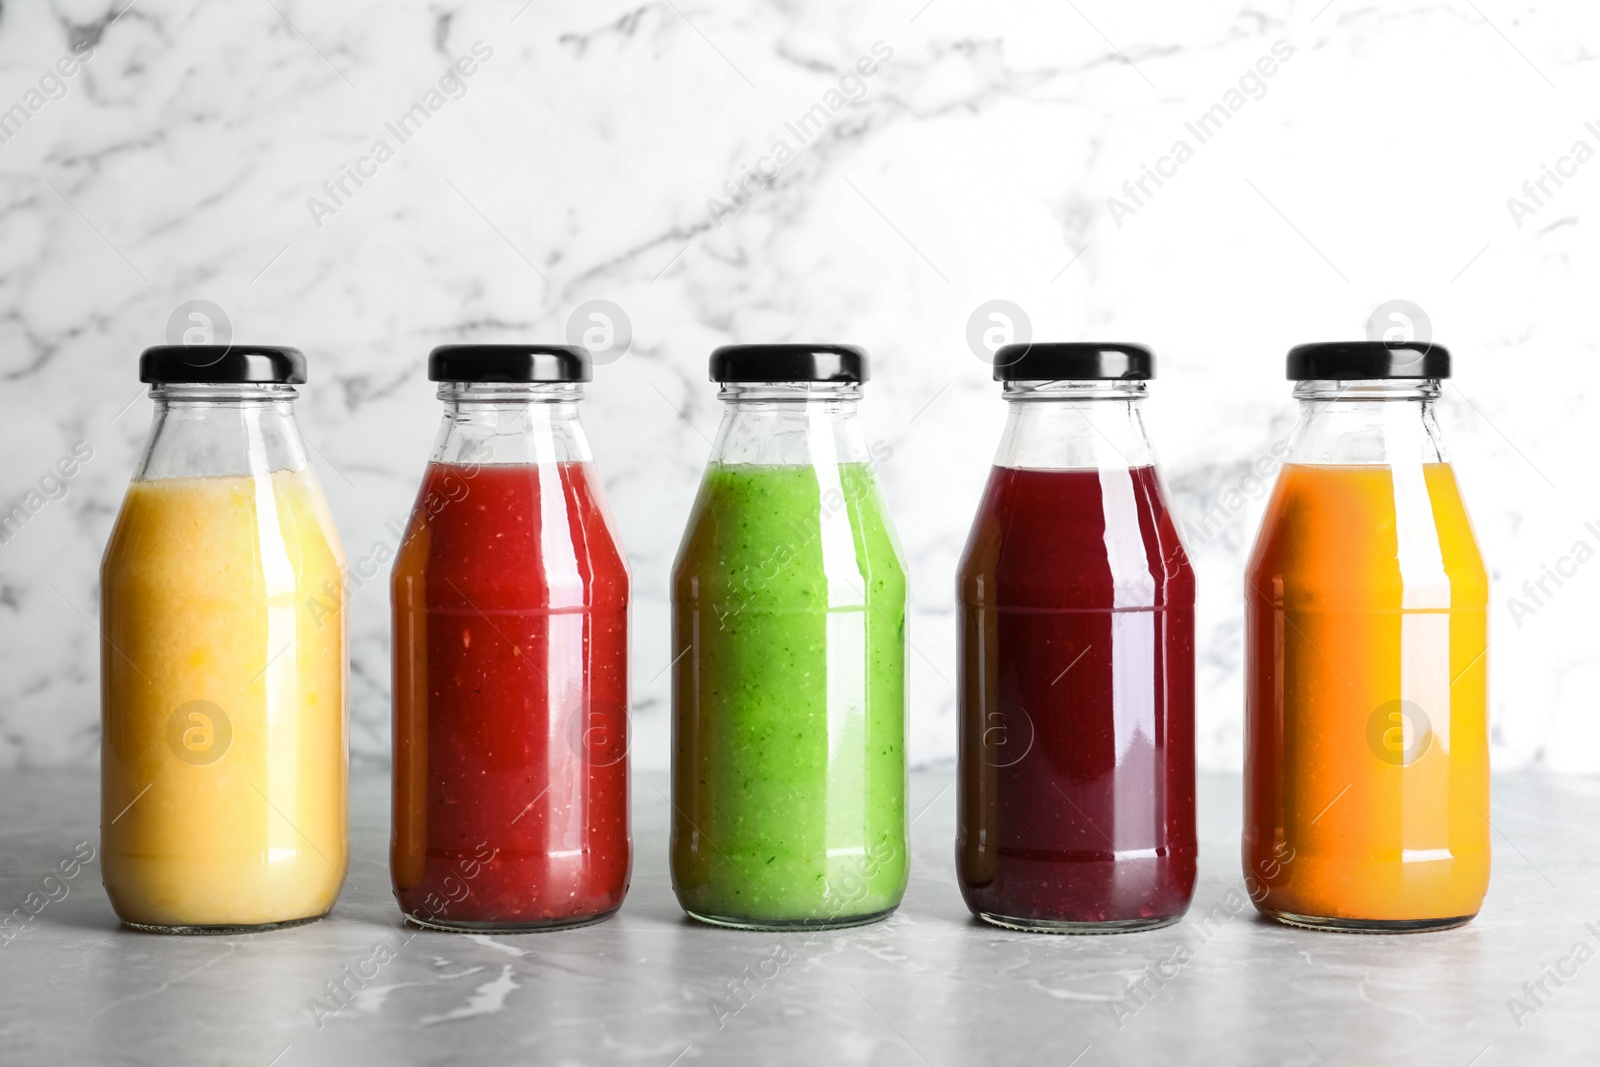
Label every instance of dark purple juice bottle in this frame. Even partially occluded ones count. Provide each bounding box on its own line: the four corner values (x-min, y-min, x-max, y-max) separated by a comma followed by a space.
956, 344, 1196, 933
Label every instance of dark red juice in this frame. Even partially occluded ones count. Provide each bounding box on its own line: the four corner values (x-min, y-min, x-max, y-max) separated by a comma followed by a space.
391, 461, 630, 929
956, 465, 1195, 930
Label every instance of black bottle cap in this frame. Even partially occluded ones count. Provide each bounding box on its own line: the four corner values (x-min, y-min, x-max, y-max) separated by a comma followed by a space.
139, 345, 306, 384
992, 342, 1153, 381
428, 344, 592, 383
709, 344, 867, 383
1286, 341, 1450, 380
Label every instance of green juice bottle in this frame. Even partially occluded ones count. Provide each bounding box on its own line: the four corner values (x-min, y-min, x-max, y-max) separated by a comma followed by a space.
670, 344, 909, 930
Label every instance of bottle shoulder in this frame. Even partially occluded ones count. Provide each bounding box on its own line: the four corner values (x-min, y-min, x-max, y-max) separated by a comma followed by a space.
101, 471, 344, 599
671, 461, 905, 602
392, 461, 629, 610
957, 464, 1193, 609
1245, 462, 1487, 606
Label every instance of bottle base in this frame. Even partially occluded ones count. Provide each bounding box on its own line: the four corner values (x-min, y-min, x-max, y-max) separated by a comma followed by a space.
976, 911, 1185, 935
122, 912, 328, 935
684, 906, 897, 932
402, 908, 619, 934
1261, 909, 1477, 934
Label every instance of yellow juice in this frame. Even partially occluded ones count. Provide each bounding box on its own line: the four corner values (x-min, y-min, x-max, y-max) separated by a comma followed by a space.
100, 469, 348, 928
1245, 462, 1489, 925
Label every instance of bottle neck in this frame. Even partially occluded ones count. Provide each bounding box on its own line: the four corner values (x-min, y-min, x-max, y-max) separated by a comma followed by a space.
710, 381, 870, 466
1286, 378, 1447, 466
432, 381, 592, 466
134, 383, 308, 481
993, 380, 1156, 470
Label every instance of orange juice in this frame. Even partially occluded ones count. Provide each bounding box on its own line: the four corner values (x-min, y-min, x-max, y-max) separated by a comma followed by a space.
101, 469, 348, 929
1244, 462, 1489, 929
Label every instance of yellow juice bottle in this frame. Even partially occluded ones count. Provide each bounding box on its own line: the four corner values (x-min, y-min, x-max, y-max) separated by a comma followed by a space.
1244, 342, 1489, 932
100, 346, 348, 931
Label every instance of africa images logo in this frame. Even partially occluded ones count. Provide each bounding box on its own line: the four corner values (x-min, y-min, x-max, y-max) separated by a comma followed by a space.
166, 700, 232, 766
1365, 699, 1432, 767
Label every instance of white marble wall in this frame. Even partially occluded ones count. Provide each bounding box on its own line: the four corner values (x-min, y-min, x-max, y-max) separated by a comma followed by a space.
2, 0, 1597, 772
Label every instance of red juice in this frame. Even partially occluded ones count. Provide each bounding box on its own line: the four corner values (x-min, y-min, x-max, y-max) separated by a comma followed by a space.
956, 465, 1196, 931
391, 460, 630, 930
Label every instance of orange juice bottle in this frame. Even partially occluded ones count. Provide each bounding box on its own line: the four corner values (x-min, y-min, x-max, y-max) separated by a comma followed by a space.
1244, 341, 1489, 932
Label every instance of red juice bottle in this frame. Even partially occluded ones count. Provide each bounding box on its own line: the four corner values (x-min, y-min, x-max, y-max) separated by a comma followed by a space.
956, 343, 1196, 933
391, 345, 630, 931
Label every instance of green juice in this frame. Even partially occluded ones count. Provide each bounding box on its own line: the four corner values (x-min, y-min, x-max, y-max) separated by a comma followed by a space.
670, 461, 908, 928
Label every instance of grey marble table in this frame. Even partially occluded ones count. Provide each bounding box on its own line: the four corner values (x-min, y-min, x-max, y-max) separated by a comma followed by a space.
1, 768, 1595, 1066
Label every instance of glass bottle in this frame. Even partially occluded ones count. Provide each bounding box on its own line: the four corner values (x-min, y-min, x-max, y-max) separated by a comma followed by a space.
956, 343, 1197, 933
391, 345, 631, 932
101, 345, 348, 932
671, 344, 908, 930
1244, 341, 1490, 932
